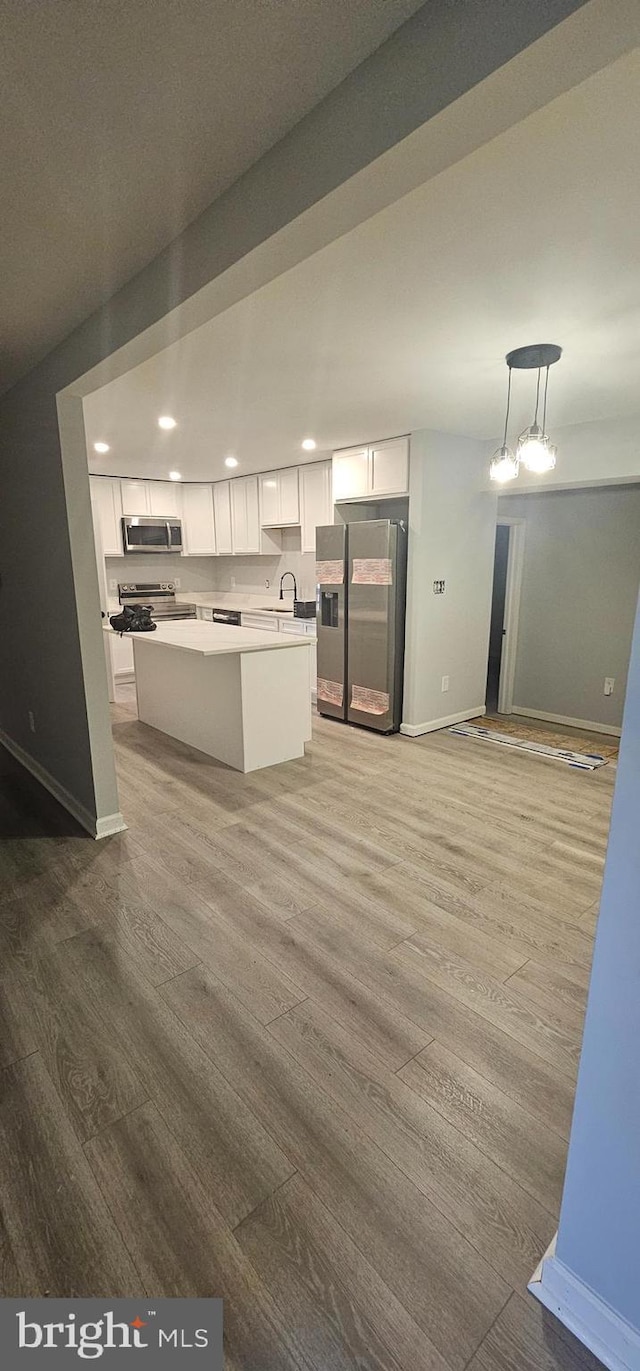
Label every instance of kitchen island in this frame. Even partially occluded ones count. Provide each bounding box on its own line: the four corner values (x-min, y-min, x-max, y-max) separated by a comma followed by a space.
107, 620, 312, 772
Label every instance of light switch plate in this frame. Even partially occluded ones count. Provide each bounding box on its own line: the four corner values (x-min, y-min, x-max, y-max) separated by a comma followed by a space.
604, 677, 615, 696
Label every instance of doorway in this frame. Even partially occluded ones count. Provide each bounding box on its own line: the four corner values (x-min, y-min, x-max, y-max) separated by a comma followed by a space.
485, 517, 525, 715
486, 524, 510, 713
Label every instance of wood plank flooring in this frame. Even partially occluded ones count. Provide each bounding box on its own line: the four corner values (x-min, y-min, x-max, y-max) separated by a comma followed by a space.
0, 699, 614, 1370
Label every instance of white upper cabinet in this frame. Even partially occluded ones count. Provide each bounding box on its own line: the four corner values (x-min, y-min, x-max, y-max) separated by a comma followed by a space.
90, 476, 123, 556
332, 436, 409, 501
332, 446, 369, 501
120, 479, 151, 516
182, 484, 216, 556
213, 481, 233, 555
369, 437, 409, 496
259, 468, 300, 526
300, 461, 332, 553
147, 481, 183, 517
230, 475, 260, 554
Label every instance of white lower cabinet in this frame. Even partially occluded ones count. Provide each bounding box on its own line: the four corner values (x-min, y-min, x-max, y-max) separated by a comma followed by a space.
109, 631, 134, 680
279, 619, 317, 700
182, 484, 216, 555
241, 613, 280, 633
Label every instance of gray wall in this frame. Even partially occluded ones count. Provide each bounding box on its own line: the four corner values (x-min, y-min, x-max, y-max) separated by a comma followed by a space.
500, 485, 640, 728
0, 0, 590, 824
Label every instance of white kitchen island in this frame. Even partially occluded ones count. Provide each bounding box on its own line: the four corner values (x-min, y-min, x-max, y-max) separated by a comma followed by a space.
110, 620, 313, 772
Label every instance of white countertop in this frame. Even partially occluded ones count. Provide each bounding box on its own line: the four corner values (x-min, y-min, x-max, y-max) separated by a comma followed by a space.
104, 620, 310, 657
176, 591, 297, 614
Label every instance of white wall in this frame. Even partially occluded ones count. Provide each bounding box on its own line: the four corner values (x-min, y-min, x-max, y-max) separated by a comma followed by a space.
534, 590, 640, 1364
488, 415, 640, 494
402, 429, 497, 734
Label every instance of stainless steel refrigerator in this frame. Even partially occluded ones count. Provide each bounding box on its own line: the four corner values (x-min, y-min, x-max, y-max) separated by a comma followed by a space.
316, 519, 407, 733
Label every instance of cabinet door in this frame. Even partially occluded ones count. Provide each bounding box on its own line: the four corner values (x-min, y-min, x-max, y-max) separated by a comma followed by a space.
148, 481, 182, 517
300, 461, 332, 553
369, 437, 409, 496
120, 479, 151, 516
242, 613, 279, 633
259, 473, 280, 526
244, 476, 260, 552
230, 478, 248, 553
182, 484, 216, 555
90, 476, 123, 556
332, 446, 369, 501
279, 467, 300, 524
213, 482, 233, 555
232, 476, 259, 554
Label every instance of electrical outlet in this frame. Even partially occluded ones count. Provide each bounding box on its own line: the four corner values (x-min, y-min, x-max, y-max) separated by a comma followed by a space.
433, 580, 446, 595
28, 710, 36, 733
109, 579, 117, 592
265, 579, 270, 589
604, 677, 615, 696
173, 577, 181, 589
230, 576, 236, 588
441, 675, 450, 693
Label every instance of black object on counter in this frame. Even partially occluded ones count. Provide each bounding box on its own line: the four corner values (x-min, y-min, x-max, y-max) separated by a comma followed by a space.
293, 600, 316, 619
109, 604, 157, 634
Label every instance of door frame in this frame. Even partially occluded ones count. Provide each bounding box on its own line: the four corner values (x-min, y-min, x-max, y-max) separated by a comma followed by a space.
496, 516, 525, 714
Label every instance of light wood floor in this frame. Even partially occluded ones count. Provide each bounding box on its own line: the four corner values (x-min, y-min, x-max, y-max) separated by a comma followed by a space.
0, 699, 613, 1371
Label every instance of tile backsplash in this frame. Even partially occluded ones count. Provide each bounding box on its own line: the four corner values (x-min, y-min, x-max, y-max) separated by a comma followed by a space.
105, 551, 316, 600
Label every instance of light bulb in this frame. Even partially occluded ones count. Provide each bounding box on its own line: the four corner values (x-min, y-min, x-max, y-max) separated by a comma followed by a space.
169, 470, 182, 481
489, 445, 519, 483
225, 455, 238, 468
158, 415, 177, 430
301, 438, 316, 451
518, 424, 557, 474
93, 441, 110, 454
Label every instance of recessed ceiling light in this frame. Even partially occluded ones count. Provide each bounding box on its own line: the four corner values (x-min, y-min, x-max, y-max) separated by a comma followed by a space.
158, 415, 177, 430
225, 455, 238, 468
301, 438, 316, 451
93, 441, 110, 454
169, 470, 182, 481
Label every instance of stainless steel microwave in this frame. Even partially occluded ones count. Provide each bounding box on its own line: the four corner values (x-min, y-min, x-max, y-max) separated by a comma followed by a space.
122, 516, 183, 554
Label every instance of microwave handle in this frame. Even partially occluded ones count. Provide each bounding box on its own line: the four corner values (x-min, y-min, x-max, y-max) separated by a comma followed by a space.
166, 521, 172, 550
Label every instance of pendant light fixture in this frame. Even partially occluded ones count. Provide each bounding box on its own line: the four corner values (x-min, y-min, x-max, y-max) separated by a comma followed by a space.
490, 343, 562, 482
489, 364, 518, 483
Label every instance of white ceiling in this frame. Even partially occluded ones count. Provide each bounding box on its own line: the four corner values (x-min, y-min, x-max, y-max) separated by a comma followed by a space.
0, 0, 424, 393
86, 48, 640, 482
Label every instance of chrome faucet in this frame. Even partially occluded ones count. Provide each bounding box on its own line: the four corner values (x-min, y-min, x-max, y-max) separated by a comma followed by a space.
279, 571, 298, 601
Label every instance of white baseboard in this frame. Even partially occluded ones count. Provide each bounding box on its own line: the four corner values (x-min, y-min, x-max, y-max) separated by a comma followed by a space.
114, 668, 135, 684
530, 1242, 640, 1371
400, 705, 486, 738
512, 706, 622, 738
0, 726, 126, 841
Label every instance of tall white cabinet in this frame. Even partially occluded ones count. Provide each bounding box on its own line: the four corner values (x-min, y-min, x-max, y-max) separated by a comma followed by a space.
182, 483, 216, 556
90, 476, 123, 556
230, 476, 260, 554
300, 461, 333, 552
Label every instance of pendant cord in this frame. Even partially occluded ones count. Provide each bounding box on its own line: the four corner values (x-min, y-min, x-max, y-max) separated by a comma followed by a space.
542, 365, 550, 435
533, 367, 541, 425
502, 366, 512, 447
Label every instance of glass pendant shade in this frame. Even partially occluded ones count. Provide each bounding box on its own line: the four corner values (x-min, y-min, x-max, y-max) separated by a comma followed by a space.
517, 422, 557, 473
489, 445, 519, 483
